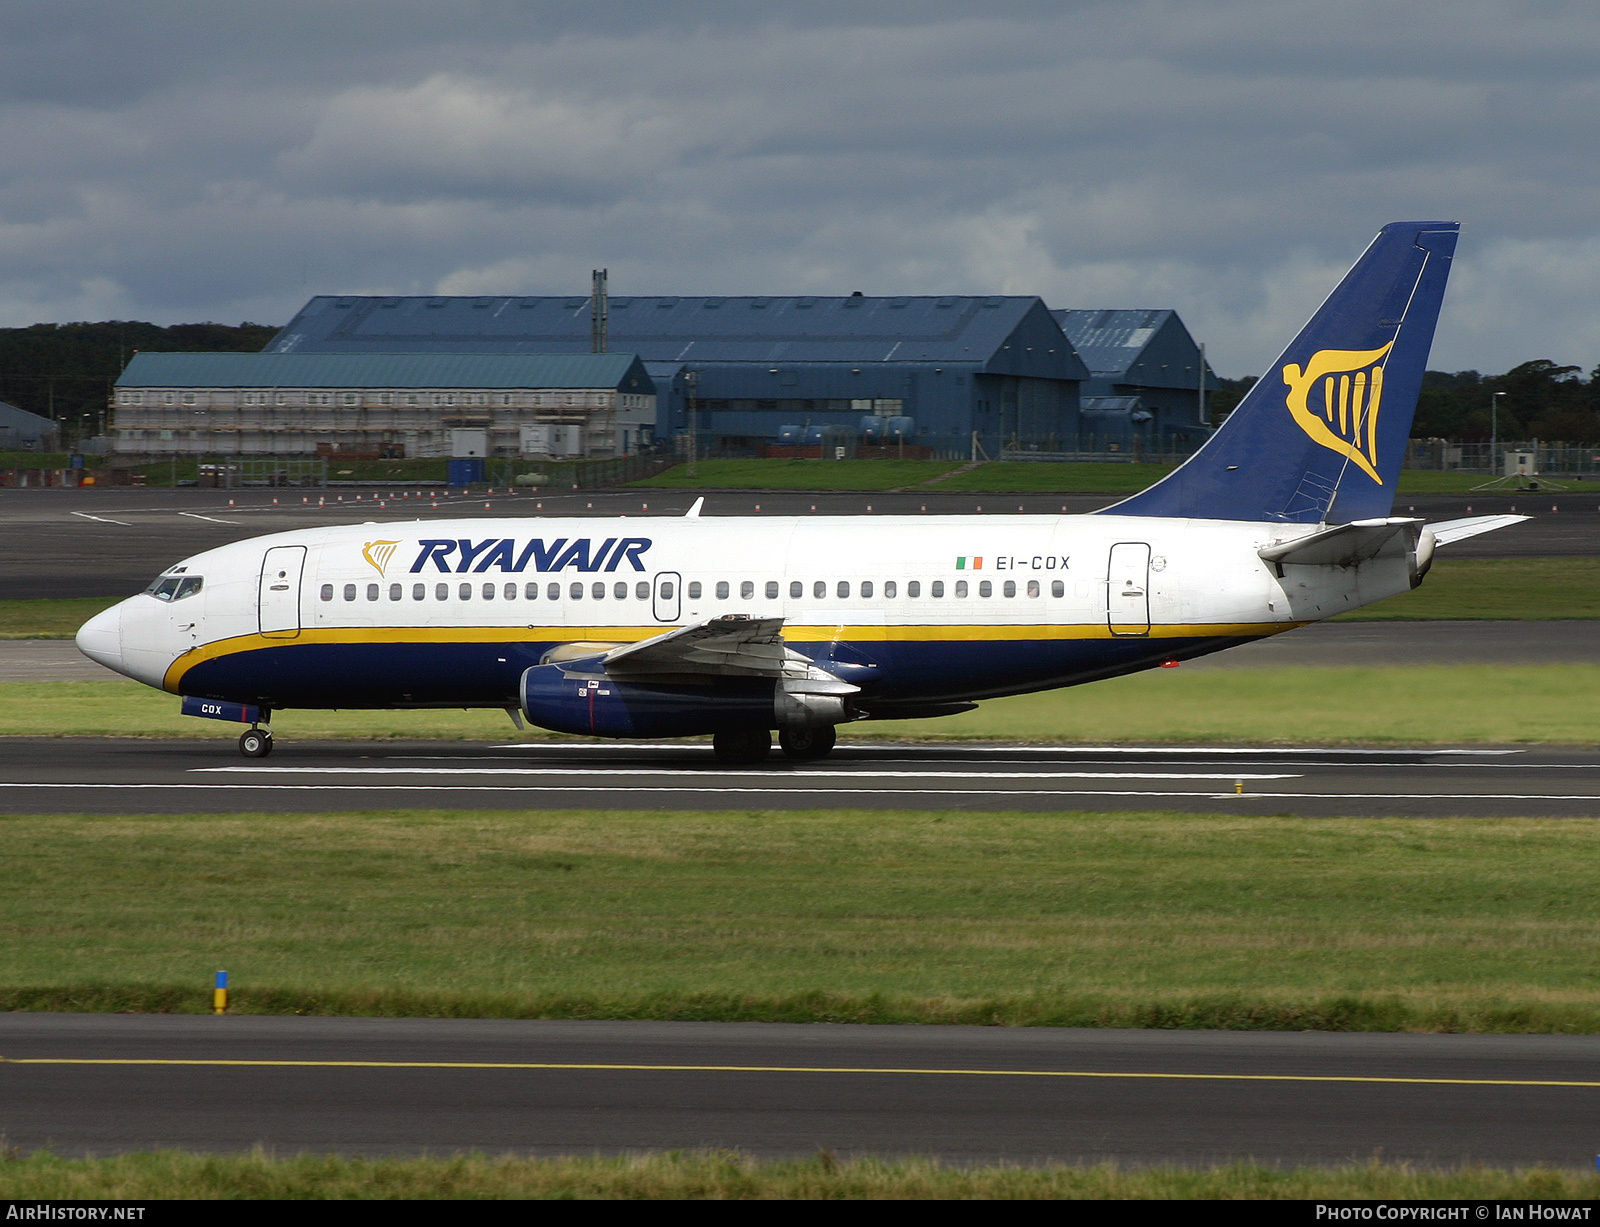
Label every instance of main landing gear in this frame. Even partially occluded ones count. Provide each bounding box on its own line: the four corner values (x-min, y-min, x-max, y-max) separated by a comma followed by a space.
711, 726, 838, 764
239, 727, 273, 758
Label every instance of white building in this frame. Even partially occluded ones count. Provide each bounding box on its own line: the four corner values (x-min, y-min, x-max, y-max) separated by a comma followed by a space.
111, 352, 656, 459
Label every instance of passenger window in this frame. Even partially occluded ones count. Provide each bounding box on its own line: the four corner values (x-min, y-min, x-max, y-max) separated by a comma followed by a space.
813, 580, 825, 599
1051, 580, 1065, 598
907, 581, 920, 598
459, 583, 472, 600
548, 583, 560, 600
436, 583, 449, 600
367, 583, 379, 601
716, 581, 729, 600
837, 581, 850, 598
390, 583, 402, 600
687, 581, 701, 600
413, 583, 425, 600
1003, 581, 1015, 598
1027, 580, 1040, 598
615, 582, 628, 599
790, 581, 803, 598
861, 580, 873, 598
343, 583, 356, 601
979, 580, 992, 597
884, 581, 896, 598
955, 580, 968, 598
661, 581, 675, 599
930, 580, 944, 598
320, 583, 334, 602
483, 583, 495, 600
570, 582, 583, 600
592, 582, 605, 599
636, 581, 649, 599
524, 582, 539, 600
505, 583, 517, 600
740, 580, 754, 600
765, 581, 779, 599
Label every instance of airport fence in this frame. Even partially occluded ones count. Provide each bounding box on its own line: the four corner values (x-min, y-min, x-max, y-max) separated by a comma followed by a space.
1404, 440, 1600, 475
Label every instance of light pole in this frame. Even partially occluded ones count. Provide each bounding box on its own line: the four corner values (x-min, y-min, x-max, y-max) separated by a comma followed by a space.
1490, 391, 1505, 475
684, 370, 698, 479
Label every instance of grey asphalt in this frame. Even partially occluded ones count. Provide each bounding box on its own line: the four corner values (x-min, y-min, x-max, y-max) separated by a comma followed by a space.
1, 486, 1589, 598
4, 1014, 1599, 1165
4, 736, 1598, 817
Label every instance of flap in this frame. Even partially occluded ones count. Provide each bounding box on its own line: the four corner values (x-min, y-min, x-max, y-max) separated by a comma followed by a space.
1259, 517, 1423, 570
1424, 513, 1530, 546
601, 614, 815, 679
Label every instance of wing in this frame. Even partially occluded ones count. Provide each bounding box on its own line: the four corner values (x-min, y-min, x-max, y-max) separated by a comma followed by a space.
600, 614, 816, 679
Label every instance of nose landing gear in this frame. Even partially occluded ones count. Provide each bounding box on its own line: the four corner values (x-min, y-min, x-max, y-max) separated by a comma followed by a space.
239, 727, 273, 758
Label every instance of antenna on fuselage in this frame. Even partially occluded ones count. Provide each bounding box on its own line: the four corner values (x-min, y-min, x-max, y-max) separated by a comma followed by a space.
685, 497, 704, 518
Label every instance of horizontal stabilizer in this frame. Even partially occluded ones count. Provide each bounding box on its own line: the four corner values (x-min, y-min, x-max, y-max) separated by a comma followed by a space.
1258, 517, 1422, 571
1425, 514, 1530, 546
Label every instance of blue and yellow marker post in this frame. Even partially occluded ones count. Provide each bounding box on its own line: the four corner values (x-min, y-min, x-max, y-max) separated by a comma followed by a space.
213, 970, 228, 1015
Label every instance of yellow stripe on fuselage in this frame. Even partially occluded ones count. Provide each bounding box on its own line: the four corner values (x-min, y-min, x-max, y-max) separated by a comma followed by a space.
162, 621, 1302, 693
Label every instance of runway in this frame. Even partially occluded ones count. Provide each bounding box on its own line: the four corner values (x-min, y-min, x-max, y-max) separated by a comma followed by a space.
5, 736, 1599, 816
1, 486, 1588, 598
4, 1014, 1599, 1165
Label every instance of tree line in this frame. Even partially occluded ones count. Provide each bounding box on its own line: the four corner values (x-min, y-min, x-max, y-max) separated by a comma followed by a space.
0, 320, 277, 437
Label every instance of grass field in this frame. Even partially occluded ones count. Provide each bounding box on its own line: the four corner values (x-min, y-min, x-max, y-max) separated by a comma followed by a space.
3, 662, 1594, 744
624, 457, 1591, 495
3, 559, 1595, 642
2, 1150, 1594, 1200
8, 809, 1600, 1031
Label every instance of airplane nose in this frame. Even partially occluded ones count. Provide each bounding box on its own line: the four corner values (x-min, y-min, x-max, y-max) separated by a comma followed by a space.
75, 603, 125, 675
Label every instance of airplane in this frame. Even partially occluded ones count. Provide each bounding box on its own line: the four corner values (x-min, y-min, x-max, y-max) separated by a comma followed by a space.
76, 220, 1525, 763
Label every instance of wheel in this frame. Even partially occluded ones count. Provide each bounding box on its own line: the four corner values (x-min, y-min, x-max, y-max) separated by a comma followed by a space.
712, 728, 771, 764
239, 728, 273, 758
779, 725, 836, 761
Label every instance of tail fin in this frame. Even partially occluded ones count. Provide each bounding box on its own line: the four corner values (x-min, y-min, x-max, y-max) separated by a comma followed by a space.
1104, 221, 1459, 524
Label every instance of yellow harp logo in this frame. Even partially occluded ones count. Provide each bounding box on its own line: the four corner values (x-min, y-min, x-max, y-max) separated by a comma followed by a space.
1280, 341, 1394, 484
362, 540, 400, 577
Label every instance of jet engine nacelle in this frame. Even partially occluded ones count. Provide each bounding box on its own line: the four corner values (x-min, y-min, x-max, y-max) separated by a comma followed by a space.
520, 661, 855, 738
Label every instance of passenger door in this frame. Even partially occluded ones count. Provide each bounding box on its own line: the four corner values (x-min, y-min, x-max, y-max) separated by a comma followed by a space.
259, 545, 306, 638
651, 571, 681, 623
1106, 542, 1151, 636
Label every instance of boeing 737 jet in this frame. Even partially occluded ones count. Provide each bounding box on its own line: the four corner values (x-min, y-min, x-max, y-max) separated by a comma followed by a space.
77, 221, 1524, 762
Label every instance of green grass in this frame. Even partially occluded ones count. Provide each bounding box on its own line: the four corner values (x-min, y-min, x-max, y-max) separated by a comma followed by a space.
937, 461, 1179, 492
1337, 558, 1600, 620
11, 809, 1600, 1030
4, 662, 1595, 745
630, 458, 961, 489
1, 1150, 1595, 1200
0, 597, 118, 639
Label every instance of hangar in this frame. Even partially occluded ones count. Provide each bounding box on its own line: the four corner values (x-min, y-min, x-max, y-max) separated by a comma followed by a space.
109, 352, 656, 459
266, 294, 1092, 458
1051, 309, 1217, 452
0, 400, 60, 453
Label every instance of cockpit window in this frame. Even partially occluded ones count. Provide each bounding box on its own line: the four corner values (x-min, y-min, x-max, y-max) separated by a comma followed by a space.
146, 575, 203, 602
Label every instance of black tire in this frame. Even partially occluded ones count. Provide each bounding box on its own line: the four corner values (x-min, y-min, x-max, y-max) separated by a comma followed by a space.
239, 729, 273, 758
712, 728, 771, 764
779, 725, 836, 761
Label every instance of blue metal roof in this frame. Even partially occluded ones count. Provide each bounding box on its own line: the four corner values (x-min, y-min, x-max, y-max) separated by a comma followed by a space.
1051, 308, 1216, 391
266, 294, 1089, 379
116, 351, 655, 391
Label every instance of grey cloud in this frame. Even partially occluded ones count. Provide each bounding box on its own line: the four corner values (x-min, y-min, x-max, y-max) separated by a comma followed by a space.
0, 1, 1597, 375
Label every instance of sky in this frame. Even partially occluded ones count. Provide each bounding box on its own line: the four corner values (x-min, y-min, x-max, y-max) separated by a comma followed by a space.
1, 0, 1597, 379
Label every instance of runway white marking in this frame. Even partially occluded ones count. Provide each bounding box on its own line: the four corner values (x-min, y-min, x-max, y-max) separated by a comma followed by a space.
485, 743, 1523, 756
193, 766, 1302, 781
68, 512, 131, 526
178, 512, 241, 524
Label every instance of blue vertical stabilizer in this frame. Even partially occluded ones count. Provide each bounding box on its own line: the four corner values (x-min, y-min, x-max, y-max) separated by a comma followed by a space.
1104, 221, 1458, 523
